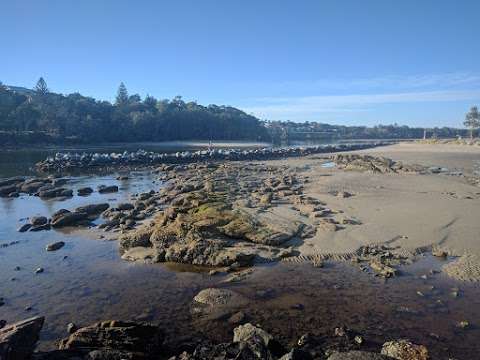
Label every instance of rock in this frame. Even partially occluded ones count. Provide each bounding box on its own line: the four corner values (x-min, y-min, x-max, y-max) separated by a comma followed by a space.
381, 339, 429, 360
0, 176, 25, 188
46, 241, 65, 251
457, 320, 470, 329
58, 320, 164, 357
194, 288, 248, 307
29, 223, 51, 232
233, 323, 273, 345
78, 187, 94, 196
0, 316, 44, 360
117, 203, 134, 211
18, 224, 32, 232
67, 323, 77, 334
432, 248, 448, 258
328, 351, 390, 360
0, 184, 18, 197
279, 348, 312, 360
98, 185, 118, 194
30, 216, 48, 227
75, 203, 110, 215
228, 311, 246, 325
51, 212, 89, 228
35, 267, 44, 274
20, 181, 48, 194
39, 188, 72, 198
336, 191, 353, 198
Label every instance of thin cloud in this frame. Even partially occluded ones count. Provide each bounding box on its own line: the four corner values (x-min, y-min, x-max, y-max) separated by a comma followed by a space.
242, 90, 480, 119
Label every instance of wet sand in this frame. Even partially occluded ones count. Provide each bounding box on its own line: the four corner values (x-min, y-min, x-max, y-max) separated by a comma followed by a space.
262, 143, 480, 282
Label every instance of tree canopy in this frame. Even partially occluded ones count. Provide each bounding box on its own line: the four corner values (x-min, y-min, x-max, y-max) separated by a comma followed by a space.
464, 106, 480, 139
0, 80, 269, 145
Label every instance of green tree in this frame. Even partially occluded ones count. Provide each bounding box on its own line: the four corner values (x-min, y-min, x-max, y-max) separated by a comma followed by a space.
115, 82, 129, 105
35, 77, 49, 95
464, 106, 480, 139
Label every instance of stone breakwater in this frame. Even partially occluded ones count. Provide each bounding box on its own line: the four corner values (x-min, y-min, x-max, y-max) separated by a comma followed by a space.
35, 142, 392, 172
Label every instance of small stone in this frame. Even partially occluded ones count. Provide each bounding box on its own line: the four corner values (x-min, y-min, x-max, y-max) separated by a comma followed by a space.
354, 335, 364, 345
228, 311, 246, 325
18, 223, 32, 232
67, 322, 77, 334
335, 327, 347, 337
24, 306, 32, 311
35, 267, 44, 274
46, 241, 65, 251
432, 249, 448, 258
14, 266, 21, 271
0, 319, 6, 329
30, 216, 48, 226
291, 303, 304, 310
458, 320, 470, 329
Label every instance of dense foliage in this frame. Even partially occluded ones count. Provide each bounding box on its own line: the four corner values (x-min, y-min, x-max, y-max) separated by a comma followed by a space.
0, 80, 269, 145
0, 78, 472, 147
266, 120, 469, 143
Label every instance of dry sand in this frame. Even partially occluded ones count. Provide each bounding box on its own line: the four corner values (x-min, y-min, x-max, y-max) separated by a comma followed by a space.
266, 142, 480, 281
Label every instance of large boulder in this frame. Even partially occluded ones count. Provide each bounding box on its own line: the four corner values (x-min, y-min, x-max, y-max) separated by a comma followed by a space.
51, 211, 89, 228
0, 185, 17, 197
39, 188, 73, 198
0, 316, 44, 360
98, 185, 118, 194
0, 176, 25, 188
58, 320, 164, 357
75, 203, 109, 215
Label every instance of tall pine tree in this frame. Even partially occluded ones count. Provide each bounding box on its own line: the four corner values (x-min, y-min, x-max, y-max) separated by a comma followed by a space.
35, 77, 49, 95
115, 82, 129, 105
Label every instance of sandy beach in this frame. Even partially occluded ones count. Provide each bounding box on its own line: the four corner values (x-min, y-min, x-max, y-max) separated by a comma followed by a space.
263, 142, 480, 281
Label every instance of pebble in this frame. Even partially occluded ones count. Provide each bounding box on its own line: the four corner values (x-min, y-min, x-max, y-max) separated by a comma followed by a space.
35, 267, 44, 274
67, 322, 77, 334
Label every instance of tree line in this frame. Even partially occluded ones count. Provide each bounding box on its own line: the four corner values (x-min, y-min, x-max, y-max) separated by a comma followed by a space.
0, 78, 269, 145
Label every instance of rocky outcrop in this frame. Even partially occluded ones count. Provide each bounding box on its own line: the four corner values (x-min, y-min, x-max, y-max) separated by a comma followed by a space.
58, 320, 164, 358
332, 154, 425, 174
0, 316, 44, 360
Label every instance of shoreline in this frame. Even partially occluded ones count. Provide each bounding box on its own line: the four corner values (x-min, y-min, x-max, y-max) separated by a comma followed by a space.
1, 142, 480, 359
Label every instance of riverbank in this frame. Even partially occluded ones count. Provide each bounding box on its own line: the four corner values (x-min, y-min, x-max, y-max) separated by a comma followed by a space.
1, 142, 480, 359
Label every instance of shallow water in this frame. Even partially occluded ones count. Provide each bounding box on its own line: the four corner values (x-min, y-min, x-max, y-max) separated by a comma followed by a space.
0, 162, 479, 359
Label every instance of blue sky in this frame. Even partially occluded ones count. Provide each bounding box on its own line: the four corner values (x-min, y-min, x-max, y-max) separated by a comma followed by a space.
2, 0, 479, 127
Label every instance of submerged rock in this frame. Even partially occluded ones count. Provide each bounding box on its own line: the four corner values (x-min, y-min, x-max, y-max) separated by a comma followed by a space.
46, 241, 65, 251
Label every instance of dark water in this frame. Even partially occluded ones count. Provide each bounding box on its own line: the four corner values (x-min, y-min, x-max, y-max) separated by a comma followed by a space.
0, 141, 479, 359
